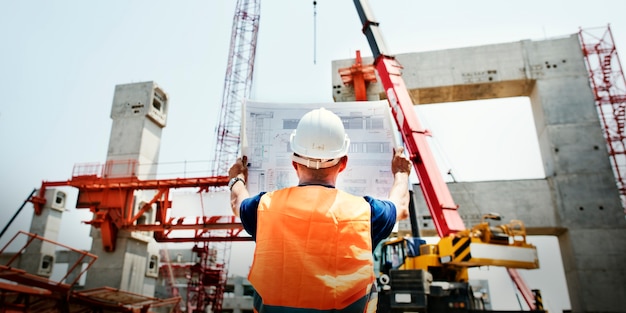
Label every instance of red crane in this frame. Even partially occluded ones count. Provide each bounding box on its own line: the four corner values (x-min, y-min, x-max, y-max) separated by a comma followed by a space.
350, 0, 538, 310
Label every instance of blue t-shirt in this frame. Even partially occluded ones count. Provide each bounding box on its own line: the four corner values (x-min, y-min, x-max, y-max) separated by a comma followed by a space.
239, 187, 397, 248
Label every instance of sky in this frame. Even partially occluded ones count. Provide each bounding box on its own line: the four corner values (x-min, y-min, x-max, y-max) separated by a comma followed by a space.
3, 0, 626, 311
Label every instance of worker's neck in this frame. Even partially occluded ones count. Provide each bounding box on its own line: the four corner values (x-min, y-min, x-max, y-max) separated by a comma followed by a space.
297, 171, 338, 187
294, 163, 341, 187
298, 178, 336, 187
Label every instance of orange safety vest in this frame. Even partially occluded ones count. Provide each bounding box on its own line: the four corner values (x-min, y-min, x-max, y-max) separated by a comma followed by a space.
248, 185, 376, 312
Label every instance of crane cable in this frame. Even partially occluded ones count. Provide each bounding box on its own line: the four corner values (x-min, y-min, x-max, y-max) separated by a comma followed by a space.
313, 1, 317, 64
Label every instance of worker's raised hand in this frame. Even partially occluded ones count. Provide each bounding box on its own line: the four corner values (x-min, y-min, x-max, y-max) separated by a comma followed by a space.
391, 147, 412, 175
228, 155, 249, 182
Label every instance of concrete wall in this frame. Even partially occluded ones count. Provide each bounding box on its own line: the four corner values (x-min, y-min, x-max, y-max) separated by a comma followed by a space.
332, 34, 626, 312
410, 180, 559, 235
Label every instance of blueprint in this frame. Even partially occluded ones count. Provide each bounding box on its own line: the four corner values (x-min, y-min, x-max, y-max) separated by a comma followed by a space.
243, 100, 400, 199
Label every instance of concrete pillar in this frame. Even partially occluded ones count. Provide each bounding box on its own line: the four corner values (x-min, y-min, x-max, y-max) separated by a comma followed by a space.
84, 81, 167, 296
525, 37, 626, 312
55, 250, 87, 286
232, 276, 244, 313
19, 188, 66, 277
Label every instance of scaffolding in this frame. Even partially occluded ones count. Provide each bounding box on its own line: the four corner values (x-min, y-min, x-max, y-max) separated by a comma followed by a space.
579, 25, 626, 214
0, 231, 181, 312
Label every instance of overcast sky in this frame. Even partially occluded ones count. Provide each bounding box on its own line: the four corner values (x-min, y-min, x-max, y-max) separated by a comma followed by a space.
3, 1, 626, 311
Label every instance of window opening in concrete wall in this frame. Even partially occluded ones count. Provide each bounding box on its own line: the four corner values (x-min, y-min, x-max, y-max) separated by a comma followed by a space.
55, 192, 65, 206
147, 254, 159, 277
137, 215, 146, 225
152, 98, 161, 111
39, 254, 54, 276
50, 190, 67, 211
152, 88, 166, 113
414, 96, 545, 182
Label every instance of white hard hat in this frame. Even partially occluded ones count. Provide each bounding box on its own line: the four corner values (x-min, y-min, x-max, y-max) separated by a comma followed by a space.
289, 108, 350, 169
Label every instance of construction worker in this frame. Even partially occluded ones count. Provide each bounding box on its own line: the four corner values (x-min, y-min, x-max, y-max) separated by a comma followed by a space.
229, 107, 411, 313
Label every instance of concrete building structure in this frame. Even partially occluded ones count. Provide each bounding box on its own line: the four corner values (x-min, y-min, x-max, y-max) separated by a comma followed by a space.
5, 30, 626, 312
19, 188, 67, 278
84, 81, 169, 296
332, 33, 626, 312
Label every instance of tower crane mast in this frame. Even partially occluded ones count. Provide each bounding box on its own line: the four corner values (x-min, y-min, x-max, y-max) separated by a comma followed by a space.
213, 0, 261, 176
190, 1, 261, 312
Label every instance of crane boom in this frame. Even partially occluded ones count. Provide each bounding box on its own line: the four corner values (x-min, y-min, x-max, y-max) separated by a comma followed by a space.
351, 0, 538, 310
352, 0, 464, 237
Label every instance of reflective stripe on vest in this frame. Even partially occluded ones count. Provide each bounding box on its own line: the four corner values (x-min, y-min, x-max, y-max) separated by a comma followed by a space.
249, 186, 375, 311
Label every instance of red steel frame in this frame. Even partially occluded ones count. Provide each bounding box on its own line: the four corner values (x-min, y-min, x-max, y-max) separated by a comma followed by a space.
30, 161, 252, 253
29, 160, 250, 313
579, 25, 626, 214
0, 232, 177, 312
0, 231, 98, 290
338, 50, 378, 101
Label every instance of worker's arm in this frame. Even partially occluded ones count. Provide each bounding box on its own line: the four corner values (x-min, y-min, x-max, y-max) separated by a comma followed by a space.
229, 156, 249, 217
389, 147, 411, 221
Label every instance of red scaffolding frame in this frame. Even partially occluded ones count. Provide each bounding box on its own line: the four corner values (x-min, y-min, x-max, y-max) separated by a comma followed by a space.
0, 231, 181, 312
579, 25, 626, 213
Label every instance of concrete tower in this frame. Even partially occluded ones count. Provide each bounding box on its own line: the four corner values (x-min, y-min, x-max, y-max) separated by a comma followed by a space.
84, 81, 168, 296
19, 188, 66, 277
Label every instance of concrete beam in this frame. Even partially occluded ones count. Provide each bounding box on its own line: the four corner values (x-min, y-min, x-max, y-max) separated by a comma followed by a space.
333, 34, 626, 312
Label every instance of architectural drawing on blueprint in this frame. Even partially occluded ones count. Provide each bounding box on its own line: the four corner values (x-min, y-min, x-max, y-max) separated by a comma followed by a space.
243, 100, 399, 199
